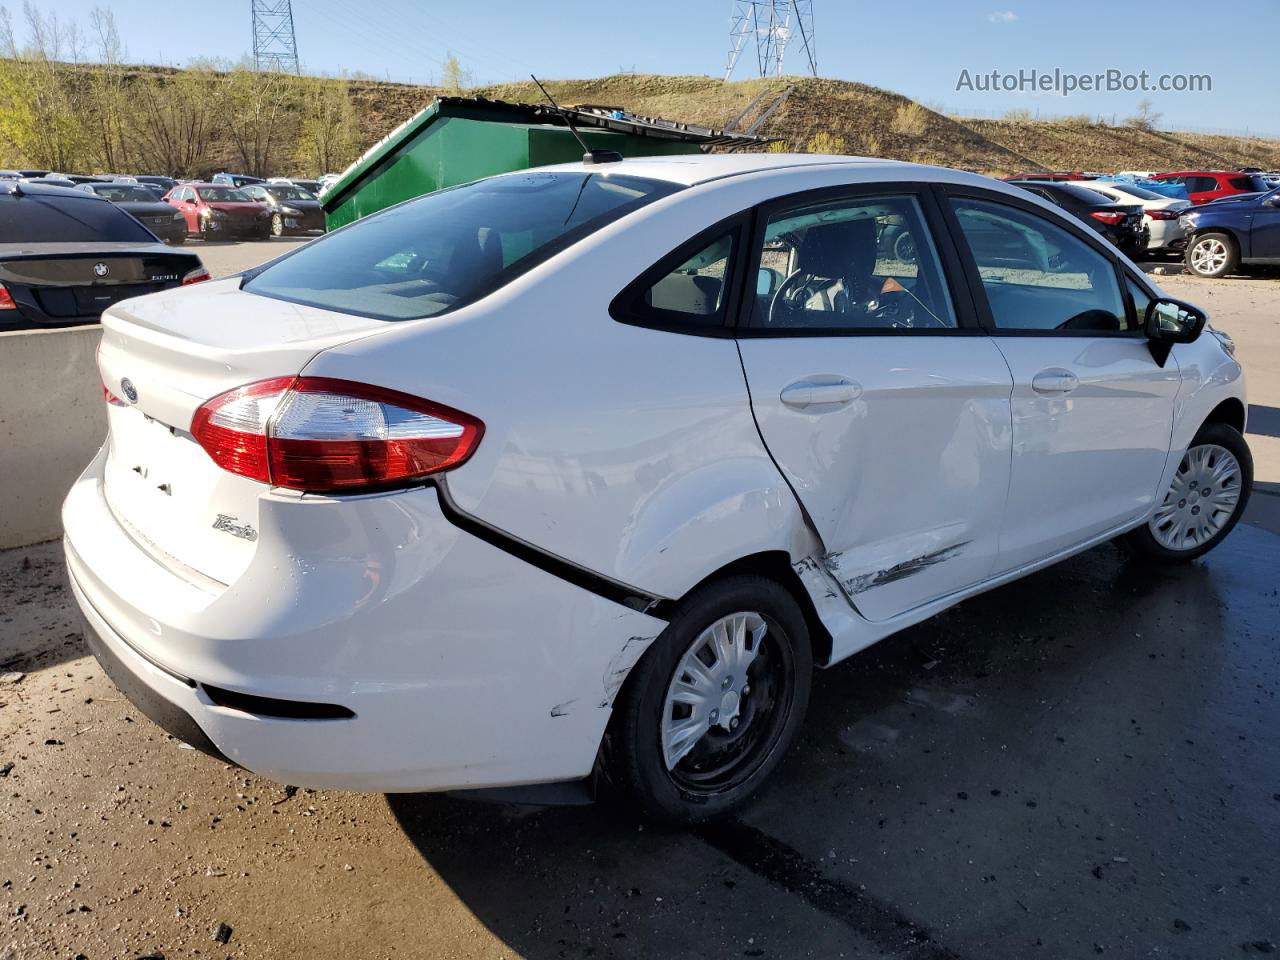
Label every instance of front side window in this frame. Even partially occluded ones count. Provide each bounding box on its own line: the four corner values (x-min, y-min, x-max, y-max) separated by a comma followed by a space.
750, 194, 956, 331
245, 172, 680, 321
950, 197, 1127, 333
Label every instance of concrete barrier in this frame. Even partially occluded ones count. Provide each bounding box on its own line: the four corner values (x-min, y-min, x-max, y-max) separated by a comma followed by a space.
0, 325, 105, 549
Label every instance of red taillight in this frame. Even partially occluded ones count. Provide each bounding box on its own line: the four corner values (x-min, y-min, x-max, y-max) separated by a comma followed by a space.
102, 383, 128, 406
1145, 209, 1179, 220
191, 377, 484, 492
0, 281, 16, 310
182, 266, 211, 285
1090, 211, 1126, 226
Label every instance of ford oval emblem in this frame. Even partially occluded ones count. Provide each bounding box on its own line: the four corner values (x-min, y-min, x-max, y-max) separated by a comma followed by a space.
93, 262, 110, 278
120, 378, 138, 404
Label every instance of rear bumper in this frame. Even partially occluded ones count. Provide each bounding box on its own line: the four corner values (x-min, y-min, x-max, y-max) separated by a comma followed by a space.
62, 445, 665, 792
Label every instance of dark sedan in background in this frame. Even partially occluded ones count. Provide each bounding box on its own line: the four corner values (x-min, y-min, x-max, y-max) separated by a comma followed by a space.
76, 182, 188, 244
1007, 180, 1149, 258
241, 182, 324, 235
0, 180, 207, 331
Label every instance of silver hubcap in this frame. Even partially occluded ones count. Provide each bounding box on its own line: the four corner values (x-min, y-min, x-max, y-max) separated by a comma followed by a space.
1149, 443, 1241, 551
1191, 238, 1227, 274
661, 612, 766, 771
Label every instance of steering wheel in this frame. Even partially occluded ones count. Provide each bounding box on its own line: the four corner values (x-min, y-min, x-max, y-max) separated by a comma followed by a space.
767, 270, 811, 327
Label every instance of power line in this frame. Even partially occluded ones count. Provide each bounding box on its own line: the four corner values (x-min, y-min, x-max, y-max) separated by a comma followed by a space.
724, 1, 816, 81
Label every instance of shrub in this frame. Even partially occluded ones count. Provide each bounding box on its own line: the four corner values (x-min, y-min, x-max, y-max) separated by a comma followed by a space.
891, 101, 928, 137
805, 131, 847, 155
1003, 107, 1033, 122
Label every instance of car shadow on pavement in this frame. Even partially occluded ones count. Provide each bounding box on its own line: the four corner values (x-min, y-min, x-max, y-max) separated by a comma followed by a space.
388, 532, 1280, 959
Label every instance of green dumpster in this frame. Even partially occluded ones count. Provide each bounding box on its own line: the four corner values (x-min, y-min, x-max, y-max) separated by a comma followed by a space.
321, 97, 769, 230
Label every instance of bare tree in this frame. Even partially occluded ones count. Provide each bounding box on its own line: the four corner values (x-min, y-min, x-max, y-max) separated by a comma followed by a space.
218, 59, 298, 176
86, 7, 130, 171
296, 74, 360, 175
1126, 99, 1163, 133
130, 62, 221, 177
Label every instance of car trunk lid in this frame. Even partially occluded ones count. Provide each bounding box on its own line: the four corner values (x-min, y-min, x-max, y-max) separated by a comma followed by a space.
97, 278, 390, 584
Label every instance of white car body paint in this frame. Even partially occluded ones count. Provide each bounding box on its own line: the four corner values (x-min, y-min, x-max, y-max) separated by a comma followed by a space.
1068, 180, 1191, 251
64, 154, 1249, 793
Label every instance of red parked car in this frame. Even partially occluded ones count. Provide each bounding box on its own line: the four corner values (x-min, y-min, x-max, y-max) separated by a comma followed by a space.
1150, 171, 1273, 206
163, 183, 271, 241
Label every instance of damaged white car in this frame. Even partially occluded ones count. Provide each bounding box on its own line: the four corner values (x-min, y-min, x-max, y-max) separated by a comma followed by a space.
65, 154, 1252, 822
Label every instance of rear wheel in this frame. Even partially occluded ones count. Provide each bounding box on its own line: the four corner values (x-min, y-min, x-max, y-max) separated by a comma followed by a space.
609, 575, 811, 823
1184, 232, 1238, 278
1123, 423, 1252, 562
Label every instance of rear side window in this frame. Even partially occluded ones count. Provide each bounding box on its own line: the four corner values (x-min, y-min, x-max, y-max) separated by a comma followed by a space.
637, 233, 736, 326
0, 195, 156, 243
246, 172, 680, 321
950, 197, 1128, 333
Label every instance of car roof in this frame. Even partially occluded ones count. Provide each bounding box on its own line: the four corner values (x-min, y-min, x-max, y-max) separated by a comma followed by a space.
531, 153, 904, 187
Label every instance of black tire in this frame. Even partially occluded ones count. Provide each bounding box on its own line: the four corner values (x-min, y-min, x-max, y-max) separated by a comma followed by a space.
609, 575, 812, 823
1184, 231, 1238, 279
270, 213, 283, 237
168, 235, 186, 246
1121, 422, 1252, 562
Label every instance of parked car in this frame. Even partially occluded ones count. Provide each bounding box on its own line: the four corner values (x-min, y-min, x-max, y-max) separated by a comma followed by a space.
1068, 180, 1190, 253
67, 155, 1251, 823
76, 182, 188, 244
164, 184, 271, 240
240, 183, 324, 235
1150, 171, 1273, 206
0, 180, 207, 331
1006, 180, 1149, 256
211, 172, 266, 188
316, 173, 341, 195
1178, 186, 1280, 277
268, 176, 323, 195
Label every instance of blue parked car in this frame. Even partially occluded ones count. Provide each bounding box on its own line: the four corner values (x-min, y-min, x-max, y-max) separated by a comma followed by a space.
1180, 187, 1280, 277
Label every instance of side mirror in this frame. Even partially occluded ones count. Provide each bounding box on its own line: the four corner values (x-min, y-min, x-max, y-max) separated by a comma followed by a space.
1145, 297, 1207, 366
1265, 193, 1280, 208
756, 267, 778, 296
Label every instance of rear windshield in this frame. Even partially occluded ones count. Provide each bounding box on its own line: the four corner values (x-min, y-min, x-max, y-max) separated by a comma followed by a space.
266, 185, 313, 200
244, 172, 681, 320
0, 195, 157, 243
90, 185, 160, 202
197, 187, 251, 202
1108, 183, 1165, 201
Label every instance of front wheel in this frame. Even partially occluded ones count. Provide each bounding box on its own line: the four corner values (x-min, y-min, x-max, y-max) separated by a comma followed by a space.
270, 213, 284, 237
1184, 232, 1238, 279
609, 575, 812, 823
1122, 422, 1252, 562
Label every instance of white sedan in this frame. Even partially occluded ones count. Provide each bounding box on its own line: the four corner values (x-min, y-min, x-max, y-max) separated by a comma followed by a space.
65, 155, 1252, 823
1069, 179, 1192, 252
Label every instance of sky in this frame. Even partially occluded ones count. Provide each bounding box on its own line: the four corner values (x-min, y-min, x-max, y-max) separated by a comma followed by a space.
12, 0, 1278, 135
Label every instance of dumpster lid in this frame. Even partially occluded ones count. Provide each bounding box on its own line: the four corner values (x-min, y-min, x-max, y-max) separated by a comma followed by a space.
321, 96, 775, 212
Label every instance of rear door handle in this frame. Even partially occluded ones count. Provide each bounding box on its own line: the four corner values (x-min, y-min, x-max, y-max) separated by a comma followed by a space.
1031, 368, 1079, 396
780, 376, 862, 409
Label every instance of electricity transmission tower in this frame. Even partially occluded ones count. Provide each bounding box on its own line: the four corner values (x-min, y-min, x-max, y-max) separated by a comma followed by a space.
724, 1, 816, 81
251, 0, 300, 74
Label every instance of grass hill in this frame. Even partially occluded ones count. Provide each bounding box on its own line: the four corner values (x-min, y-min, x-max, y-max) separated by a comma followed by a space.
346, 73, 1275, 176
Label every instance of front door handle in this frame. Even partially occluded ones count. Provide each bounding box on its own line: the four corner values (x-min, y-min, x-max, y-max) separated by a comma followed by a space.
1031, 368, 1079, 396
780, 376, 862, 409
